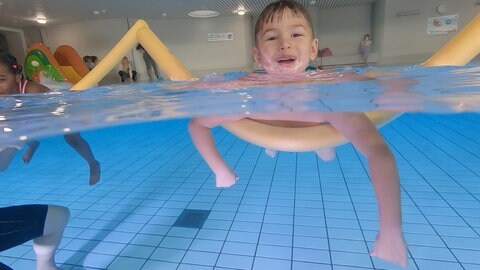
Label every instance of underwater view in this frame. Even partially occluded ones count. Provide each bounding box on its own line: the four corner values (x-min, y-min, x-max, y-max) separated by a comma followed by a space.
1, 67, 480, 269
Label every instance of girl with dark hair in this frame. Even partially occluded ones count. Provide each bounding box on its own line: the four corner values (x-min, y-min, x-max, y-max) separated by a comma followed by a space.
0, 51, 101, 185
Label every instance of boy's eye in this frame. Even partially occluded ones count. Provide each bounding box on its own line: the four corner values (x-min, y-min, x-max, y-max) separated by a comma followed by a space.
265, 36, 277, 41
292, 33, 304, 38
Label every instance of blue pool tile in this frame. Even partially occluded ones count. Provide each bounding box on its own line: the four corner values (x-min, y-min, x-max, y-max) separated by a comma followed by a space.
463, 263, 480, 270
55, 250, 88, 265
159, 236, 193, 249
141, 260, 178, 270
253, 257, 291, 270
216, 254, 254, 270
442, 236, 480, 250
256, 244, 292, 260
328, 228, 365, 241
0, 245, 30, 257
167, 227, 199, 238
9, 259, 35, 270
90, 241, 126, 256
386, 259, 424, 270
293, 248, 331, 264
226, 231, 259, 244
63, 239, 100, 252
434, 224, 478, 237
196, 228, 229, 241
182, 250, 219, 266
103, 231, 136, 244
293, 235, 329, 250
329, 239, 368, 253
230, 220, 262, 232
294, 225, 328, 238
129, 234, 164, 246
120, 245, 155, 259
292, 261, 331, 270
190, 239, 224, 253
262, 223, 293, 235
222, 241, 257, 256
178, 264, 213, 270
404, 233, 445, 247
259, 233, 292, 247
82, 253, 116, 269
202, 219, 232, 230
263, 214, 294, 225
451, 249, 480, 264
139, 224, 170, 235
331, 251, 373, 268
107, 256, 146, 270
150, 247, 187, 263
408, 245, 457, 261
415, 259, 463, 270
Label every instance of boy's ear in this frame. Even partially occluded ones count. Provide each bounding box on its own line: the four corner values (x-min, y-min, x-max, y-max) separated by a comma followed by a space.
252, 47, 262, 67
310, 38, 319, 61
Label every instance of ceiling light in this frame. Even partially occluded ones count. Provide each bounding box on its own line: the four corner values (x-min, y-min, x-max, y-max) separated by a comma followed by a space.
187, 10, 220, 18
93, 10, 100, 15
310, 0, 316, 4
161, 12, 167, 17
237, 10, 246, 15
36, 17, 47, 24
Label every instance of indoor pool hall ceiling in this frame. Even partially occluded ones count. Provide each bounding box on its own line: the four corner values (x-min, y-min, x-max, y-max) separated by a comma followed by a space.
0, 0, 375, 27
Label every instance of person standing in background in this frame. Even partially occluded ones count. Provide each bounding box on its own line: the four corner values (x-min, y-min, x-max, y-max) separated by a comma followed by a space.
360, 34, 373, 66
118, 56, 137, 83
136, 44, 162, 81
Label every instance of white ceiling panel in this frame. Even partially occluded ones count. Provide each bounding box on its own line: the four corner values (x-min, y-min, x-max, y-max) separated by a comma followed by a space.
0, 0, 375, 28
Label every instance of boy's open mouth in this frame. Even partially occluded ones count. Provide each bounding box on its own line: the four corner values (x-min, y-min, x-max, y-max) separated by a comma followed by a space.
277, 57, 295, 65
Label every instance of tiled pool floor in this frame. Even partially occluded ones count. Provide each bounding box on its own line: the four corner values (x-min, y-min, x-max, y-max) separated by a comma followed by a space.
1, 113, 479, 270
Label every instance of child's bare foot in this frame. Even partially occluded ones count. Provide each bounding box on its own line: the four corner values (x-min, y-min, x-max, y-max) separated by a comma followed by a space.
370, 231, 407, 268
89, 161, 101, 186
215, 168, 238, 188
22, 141, 39, 164
315, 148, 336, 161
36, 257, 60, 270
265, 149, 277, 158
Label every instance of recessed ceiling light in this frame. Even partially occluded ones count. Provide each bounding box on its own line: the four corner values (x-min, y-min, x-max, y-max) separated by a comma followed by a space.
187, 10, 220, 18
236, 8, 246, 16
93, 10, 100, 15
36, 17, 47, 24
161, 12, 167, 17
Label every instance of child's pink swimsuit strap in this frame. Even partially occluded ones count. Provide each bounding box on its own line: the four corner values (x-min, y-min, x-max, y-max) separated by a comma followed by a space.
18, 80, 28, 94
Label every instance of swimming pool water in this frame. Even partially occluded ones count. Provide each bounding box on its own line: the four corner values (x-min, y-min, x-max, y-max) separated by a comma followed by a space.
0, 113, 479, 269
1, 65, 480, 148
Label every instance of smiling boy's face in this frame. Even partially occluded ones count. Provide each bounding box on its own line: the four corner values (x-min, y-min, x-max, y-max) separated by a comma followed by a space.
253, 9, 318, 74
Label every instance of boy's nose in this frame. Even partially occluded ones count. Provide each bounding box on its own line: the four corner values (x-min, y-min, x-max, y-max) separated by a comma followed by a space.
279, 37, 291, 50
279, 43, 291, 50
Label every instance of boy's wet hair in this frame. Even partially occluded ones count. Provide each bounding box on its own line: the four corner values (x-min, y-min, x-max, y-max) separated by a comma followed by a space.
254, 0, 314, 42
0, 50, 22, 75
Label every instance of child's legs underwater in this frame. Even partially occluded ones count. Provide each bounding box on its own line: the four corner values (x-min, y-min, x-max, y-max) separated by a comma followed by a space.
64, 133, 100, 185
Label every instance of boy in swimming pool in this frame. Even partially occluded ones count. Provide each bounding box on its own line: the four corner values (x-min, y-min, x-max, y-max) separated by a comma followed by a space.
188, 0, 407, 267
0, 51, 101, 185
